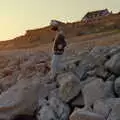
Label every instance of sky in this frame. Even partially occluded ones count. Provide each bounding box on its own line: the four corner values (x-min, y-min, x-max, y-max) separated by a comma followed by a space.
0, 0, 120, 41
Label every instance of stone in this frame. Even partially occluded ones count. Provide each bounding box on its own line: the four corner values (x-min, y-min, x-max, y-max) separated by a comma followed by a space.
114, 77, 120, 97
90, 46, 110, 58
89, 46, 109, 64
71, 92, 84, 107
106, 46, 120, 58
70, 109, 105, 120
87, 70, 96, 77
108, 102, 120, 120
82, 79, 105, 108
93, 98, 120, 119
106, 74, 116, 82
37, 105, 56, 120
37, 97, 70, 120
58, 72, 81, 102
0, 78, 43, 120
80, 77, 99, 89
95, 66, 108, 79
74, 55, 96, 81
0, 75, 17, 92
105, 53, 120, 75
104, 81, 115, 98
48, 89, 60, 99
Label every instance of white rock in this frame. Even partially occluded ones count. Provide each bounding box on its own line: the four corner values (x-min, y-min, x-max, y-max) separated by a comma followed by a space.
58, 72, 81, 102
70, 109, 105, 120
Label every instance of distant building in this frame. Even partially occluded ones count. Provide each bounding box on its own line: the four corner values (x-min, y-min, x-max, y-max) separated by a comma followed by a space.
82, 9, 110, 23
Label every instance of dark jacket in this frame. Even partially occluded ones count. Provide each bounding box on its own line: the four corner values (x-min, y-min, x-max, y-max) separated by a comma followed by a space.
53, 32, 67, 55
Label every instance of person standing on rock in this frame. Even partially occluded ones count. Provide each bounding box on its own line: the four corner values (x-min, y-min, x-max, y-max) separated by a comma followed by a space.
49, 20, 67, 81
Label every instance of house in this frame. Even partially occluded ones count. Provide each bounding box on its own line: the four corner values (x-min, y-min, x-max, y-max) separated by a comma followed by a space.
82, 9, 110, 23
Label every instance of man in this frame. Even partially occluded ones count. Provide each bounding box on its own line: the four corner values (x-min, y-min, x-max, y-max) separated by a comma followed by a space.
50, 20, 67, 80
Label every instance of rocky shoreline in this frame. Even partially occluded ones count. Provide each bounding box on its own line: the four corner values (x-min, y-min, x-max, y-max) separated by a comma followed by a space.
0, 46, 120, 120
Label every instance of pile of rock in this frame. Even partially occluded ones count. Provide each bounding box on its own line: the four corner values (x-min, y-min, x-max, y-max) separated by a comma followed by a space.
0, 50, 50, 92
37, 46, 120, 120
0, 46, 120, 120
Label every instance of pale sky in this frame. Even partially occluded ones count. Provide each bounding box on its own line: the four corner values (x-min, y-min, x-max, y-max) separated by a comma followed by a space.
0, 0, 120, 41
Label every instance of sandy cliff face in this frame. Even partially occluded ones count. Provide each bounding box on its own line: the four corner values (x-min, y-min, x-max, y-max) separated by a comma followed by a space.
0, 14, 119, 50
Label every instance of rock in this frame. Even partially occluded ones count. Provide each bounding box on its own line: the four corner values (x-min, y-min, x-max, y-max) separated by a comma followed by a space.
90, 46, 110, 57
2, 67, 14, 77
89, 46, 109, 64
94, 99, 110, 119
0, 71, 20, 92
0, 56, 9, 69
38, 84, 50, 99
0, 75, 17, 92
44, 83, 59, 99
87, 66, 108, 79
105, 53, 120, 75
64, 51, 89, 71
115, 77, 120, 97
0, 78, 42, 120
73, 107, 93, 113
71, 92, 84, 107
106, 74, 116, 82
74, 50, 108, 81
49, 97, 70, 120
87, 70, 96, 77
82, 79, 105, 108
95, 66, 108, 79
106, 46, 120, 58
74, 55, 96, 81
104, 81, 115, 98
37, 97, 70, 120
64, 58, 81, 71
108, 102, 120, 120
58, 72, 81, 102
80, 77, 99, 89
70, 109, 105, 120
93, 98, 120, 119
48, 89, 60, 99
37, 105, 56, 120
38, 98, 48, 108
44, 83, 57, 92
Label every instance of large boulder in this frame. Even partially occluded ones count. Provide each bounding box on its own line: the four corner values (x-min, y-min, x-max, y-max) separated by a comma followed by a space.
82, 79, 105, 108
73, 55, 96, 81
48, 89, 60, 99
58, 72, 81, 102
104, 81, 115, 98
108, 102, 120, 120
95, 66, 108, 80
105, 53, 120, 75
80, 77, 98, 89
71, 92, 84, 107
0, 78, 45, 120
37, 105, 57, 120
0, 75, 17, 92
89, 46, 109, 65
106, 74, 116, 82
93, 98, 120, 118
37, 97, 70, 120
74, 49, 108, 81
106, 46, 120, 58
115, 77, 120, 97
89, 46, 110, 58
70, 109, 105, 120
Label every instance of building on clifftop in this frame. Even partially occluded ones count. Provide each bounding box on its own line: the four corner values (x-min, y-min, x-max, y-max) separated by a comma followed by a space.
81, 9, 111, 23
